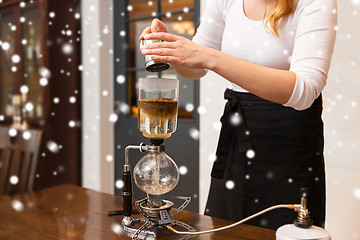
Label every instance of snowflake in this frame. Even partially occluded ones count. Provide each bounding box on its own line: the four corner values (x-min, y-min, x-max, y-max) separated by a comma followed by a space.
1, 42, 9, 51
225, 180, 235, 190
213, 121, 222, 130
208, 153, 217, 162
351, 0, 360, 6
10, 176, 19, 185
69, 96, 76, 103
116, 75, 125, 84
103, 26, 109, 35
115, 180, 124, 189
111, 223, 122, 235
266, 171, 274, 179
69, 121, 76, 127
67, 193, 73, 200
353, 188, 360, 199
246, 149, 255, 159
39, 67, 51, 78
106, 155, 113, 162
8, 128, 17, 137
47, 141, 60, 153
179, 166, 188, 175
39, 77, 48, 86
22, 131, 31, 140
62, 43, 73, 55
109, 113, 118, 123
197, 106, 206, 115
119, 102, 130, 114
11, 200, 24, 212
230, 112, 241, 126
189, 128, 199, 140
25, 102, 34, 112
11, 54, 20, 63
260, 218, 268, 227
20, 85, 29, 94
185, 103, 194, 112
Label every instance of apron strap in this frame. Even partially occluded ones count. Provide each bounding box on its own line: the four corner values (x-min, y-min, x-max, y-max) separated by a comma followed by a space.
224, 89, 253, 152
211, 89, 253, 179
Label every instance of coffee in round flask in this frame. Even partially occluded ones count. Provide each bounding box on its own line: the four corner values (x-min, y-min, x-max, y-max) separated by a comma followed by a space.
133, 151, 179, 195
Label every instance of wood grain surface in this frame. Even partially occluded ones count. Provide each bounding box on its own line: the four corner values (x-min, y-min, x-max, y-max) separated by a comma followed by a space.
0, 184, 275, 240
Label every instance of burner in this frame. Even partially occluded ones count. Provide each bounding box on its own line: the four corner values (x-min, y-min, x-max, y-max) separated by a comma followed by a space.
122, 197, 196, 239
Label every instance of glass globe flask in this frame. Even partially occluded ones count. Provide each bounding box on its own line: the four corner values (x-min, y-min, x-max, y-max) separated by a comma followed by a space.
133, 151, 179, 195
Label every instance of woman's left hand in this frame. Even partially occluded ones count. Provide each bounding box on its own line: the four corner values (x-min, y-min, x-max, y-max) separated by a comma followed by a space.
140, 32, 210, 70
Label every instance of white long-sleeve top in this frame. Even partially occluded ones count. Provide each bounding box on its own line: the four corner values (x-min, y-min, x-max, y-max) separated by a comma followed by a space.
193, 0, 337, 110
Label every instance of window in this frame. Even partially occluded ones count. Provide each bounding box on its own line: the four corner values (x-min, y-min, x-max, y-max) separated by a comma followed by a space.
0, 2, 47, 126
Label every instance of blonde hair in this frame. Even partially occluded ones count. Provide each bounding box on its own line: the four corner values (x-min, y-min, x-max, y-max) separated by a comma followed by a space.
264, 0, 296, 37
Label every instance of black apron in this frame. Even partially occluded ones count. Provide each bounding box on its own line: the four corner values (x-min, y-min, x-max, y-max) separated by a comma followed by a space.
205, 89, 325, 230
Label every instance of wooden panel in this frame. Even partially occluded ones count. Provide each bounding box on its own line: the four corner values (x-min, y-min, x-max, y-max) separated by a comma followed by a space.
19, 152, 32, 193
0, 149, 11, 194
5, 150, 21, 195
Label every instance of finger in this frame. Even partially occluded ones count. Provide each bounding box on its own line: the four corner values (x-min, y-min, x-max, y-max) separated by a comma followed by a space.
151, 18, 168, 33
150, 55, 182, 65
140, 41, 178, 50
139, 26, 152, 40
143, 32, 179, 42
141, 48, 177, 56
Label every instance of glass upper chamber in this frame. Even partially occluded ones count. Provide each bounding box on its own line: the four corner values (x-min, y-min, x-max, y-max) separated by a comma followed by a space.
138, 78, 179, 139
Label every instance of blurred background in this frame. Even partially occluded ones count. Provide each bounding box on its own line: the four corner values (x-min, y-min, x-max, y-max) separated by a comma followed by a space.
0, 0, 359, 239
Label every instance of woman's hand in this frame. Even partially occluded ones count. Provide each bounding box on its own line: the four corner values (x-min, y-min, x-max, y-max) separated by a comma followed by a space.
140, 32, 210, 70
139, 18, 209, 79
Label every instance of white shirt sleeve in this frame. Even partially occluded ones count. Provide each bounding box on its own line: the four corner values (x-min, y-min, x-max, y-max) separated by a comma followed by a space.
192, 0, 225, 50
284, 0, 338, 110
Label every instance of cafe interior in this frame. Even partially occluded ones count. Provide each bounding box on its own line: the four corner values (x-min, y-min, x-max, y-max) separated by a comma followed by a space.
0, 0, 359, 239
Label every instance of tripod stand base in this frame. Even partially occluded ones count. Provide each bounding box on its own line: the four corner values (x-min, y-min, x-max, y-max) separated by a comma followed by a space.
123, 218, 197, 239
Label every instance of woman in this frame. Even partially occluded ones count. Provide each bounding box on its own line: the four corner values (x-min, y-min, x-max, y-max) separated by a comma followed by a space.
140, 0, 337, 230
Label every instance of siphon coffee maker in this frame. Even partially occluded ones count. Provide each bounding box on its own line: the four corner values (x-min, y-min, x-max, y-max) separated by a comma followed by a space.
120, 77, 197, 239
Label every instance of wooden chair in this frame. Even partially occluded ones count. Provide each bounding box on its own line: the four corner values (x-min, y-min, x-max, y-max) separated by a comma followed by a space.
0, 126, 43, 196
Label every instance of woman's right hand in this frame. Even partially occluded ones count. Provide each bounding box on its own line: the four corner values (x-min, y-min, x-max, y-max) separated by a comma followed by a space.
139, 18, 208, 80
139, 18, 168, 40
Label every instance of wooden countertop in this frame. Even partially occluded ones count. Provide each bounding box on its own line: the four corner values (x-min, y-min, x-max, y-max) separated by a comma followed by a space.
0, 184, 275, 239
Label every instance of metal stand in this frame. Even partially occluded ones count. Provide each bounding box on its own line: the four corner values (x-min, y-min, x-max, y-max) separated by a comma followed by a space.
117, 142, 197, 239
